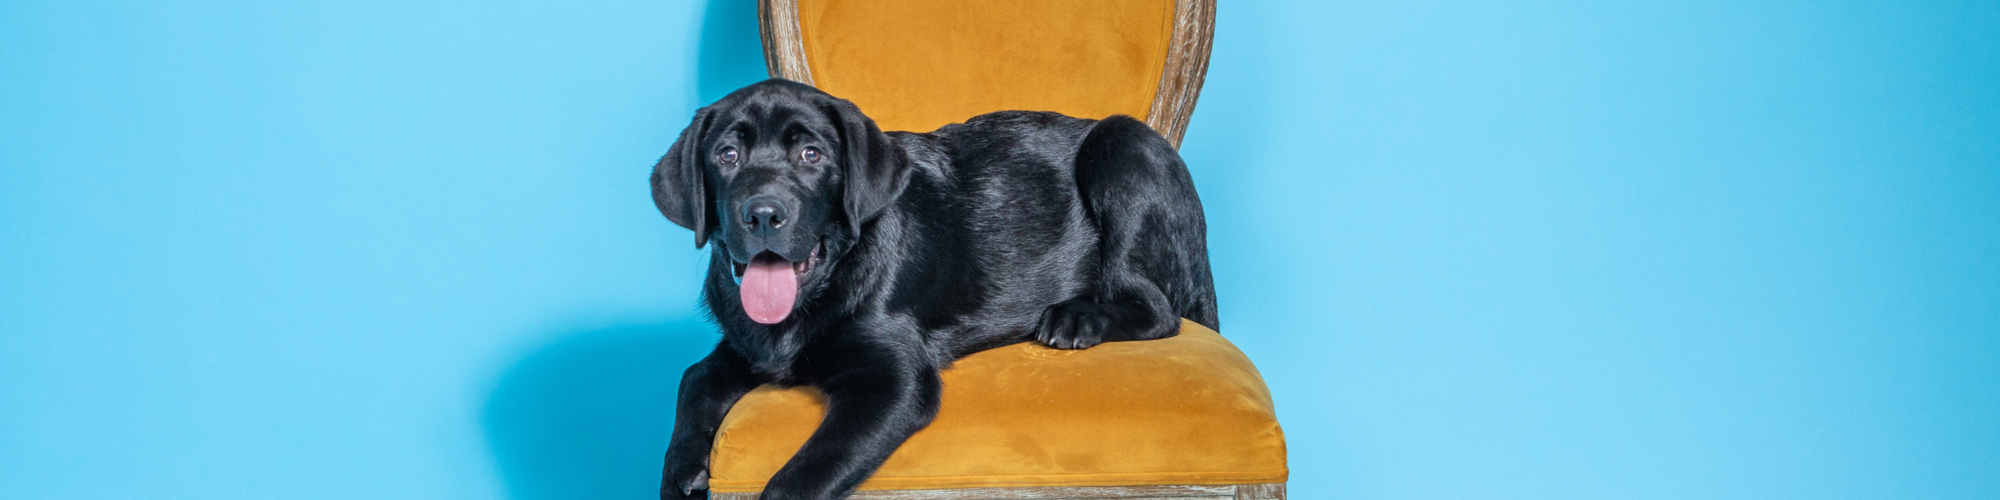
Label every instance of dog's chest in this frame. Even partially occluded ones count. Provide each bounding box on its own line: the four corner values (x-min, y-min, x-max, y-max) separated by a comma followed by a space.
732, 329, 811, 383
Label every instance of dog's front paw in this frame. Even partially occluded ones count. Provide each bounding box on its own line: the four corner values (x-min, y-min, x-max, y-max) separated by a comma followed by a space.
1036, 299, 1113, 349
660, 462, 710, 500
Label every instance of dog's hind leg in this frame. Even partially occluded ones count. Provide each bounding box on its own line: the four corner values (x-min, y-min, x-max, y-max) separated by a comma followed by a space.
1037, 116, 1218, 349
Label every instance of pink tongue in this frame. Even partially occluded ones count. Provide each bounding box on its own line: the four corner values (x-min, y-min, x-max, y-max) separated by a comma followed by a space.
739, 253, 798, 324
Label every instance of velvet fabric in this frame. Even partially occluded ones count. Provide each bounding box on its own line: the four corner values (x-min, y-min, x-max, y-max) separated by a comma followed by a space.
707, 320, 1288, 493
793, 0, 1175, 134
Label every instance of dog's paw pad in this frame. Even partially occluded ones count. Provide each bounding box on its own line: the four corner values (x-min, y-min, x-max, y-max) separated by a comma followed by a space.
1036, 299, 1113, 350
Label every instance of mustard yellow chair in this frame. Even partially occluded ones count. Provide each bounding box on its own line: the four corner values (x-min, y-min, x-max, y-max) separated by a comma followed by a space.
710, 2, 1286, 499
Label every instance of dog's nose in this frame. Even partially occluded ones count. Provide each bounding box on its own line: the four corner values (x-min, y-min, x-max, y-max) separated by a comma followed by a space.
741, 194, 788, 238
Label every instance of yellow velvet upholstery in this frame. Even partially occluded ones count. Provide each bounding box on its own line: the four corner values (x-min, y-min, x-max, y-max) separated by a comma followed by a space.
794, 0, 1176, 134
708, 320, 1288, 493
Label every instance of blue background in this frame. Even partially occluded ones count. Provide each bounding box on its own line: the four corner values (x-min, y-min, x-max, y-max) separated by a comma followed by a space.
3, 1, 1995, 498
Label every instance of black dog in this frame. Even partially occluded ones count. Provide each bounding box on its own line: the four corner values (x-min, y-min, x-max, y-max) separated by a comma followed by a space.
652, 79, 1216, 500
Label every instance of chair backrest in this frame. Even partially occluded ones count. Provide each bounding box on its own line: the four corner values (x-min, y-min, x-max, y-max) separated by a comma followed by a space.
758, 0, 1214, 148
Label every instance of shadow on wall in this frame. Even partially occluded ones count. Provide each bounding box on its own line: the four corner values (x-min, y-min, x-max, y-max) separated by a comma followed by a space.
482, 319, 720, 499
698, 0, 773, 105
483, 1, 767, 499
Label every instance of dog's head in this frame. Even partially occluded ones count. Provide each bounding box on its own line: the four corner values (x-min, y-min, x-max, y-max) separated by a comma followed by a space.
652, 79, 910, 324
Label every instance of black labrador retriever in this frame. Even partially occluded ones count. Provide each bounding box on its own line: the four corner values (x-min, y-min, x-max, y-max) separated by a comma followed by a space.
652, 79, 1217, 500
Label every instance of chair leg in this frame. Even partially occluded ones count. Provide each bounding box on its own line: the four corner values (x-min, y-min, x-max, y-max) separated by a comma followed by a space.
1234, 483, 1286, 500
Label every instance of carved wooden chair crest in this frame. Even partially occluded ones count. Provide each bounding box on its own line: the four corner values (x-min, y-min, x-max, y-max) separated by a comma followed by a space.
759, 0, 1213, 147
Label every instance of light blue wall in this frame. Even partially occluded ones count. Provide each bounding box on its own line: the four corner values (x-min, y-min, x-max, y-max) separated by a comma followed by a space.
3, 1, 1994, 499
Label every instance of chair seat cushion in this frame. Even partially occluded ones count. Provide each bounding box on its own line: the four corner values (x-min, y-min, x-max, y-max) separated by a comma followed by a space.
707, 320, 1288, 493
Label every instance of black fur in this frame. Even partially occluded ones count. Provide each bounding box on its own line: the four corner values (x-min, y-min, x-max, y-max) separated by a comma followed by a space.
652, 80, 1216, 500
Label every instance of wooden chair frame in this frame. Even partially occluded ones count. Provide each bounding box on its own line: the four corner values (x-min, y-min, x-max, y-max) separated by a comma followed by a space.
734, 2, 1275, 499
756, 0, 1216, 148
714, 483, 1284, 500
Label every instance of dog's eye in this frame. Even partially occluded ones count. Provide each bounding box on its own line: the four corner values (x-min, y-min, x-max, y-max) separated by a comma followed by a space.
800, 147, 823, 164
716, 147, 739, 165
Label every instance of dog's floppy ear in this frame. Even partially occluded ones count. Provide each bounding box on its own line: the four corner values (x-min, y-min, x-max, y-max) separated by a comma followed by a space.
652, 106, 717, 248
826, 99, 910, 233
